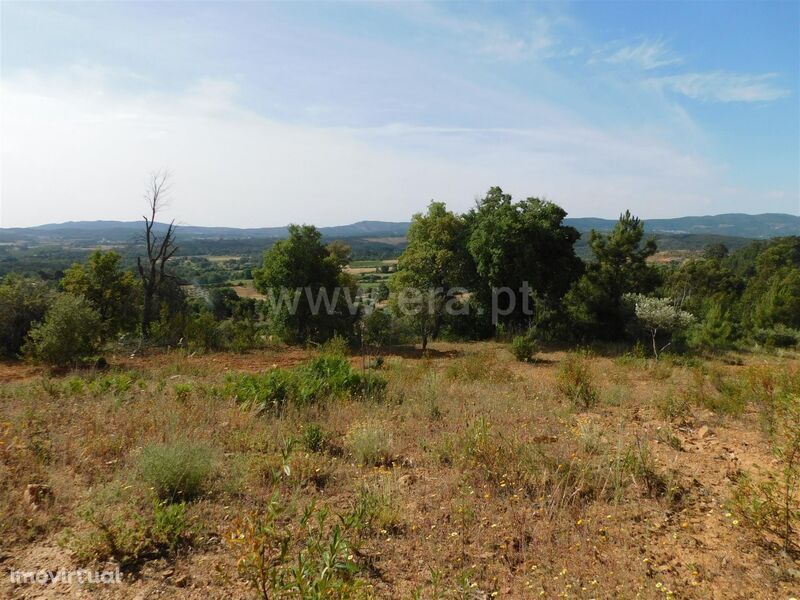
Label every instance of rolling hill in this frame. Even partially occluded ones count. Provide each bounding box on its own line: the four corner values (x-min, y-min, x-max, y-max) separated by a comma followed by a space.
2, 213, 797, 244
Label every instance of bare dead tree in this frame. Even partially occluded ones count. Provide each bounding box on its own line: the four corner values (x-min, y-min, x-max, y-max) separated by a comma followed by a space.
137, 171, 178, 338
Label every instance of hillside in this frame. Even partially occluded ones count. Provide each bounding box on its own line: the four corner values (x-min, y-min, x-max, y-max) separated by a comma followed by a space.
2, 213, 797, 243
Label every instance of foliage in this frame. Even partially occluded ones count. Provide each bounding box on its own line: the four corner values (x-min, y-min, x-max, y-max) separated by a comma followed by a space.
556, 351, 598, 409
300, 423, 327, 453
254, 224, 357, 343
361, 308, 396, 351
347, 420, 394, 466
510, 332, 538, 362
391, 202, 472, 349
689, 300, 734, 352
72, 484, 195, 567
625, 294, 694, 359
61, 250, 140, 339
137, 442, 214, 502
229, 355, 386, 413
0, 274, 53, 358
231, 495, 362, 599
466, 187, 582, 329
23, 293, 102, 366
566, 211, 659, 340
732, 397, 800, 555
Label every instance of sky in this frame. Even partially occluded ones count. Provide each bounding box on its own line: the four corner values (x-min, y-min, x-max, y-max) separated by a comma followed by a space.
1, 1, 798, 228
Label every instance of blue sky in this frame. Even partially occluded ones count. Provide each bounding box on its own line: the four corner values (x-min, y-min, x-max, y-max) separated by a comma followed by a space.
1, 1, 798, 227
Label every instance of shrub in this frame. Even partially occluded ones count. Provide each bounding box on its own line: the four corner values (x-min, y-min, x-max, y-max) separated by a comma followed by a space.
752, 325, 800, 348
72, 483, 196, 566
231, 494, 363, 599
137, 442, 214, 502
184, 310, 220, 353
216, 318, 262, 353
23, 293, 101, 366
301, 423, 327, 453
732, 397, 800, 555
556, 351, 598, 409
510, 334, 538, 362
0, 274, 53, 358
228, 355, 386, 413
347, 421, 394, 466
231, 369, 299, 413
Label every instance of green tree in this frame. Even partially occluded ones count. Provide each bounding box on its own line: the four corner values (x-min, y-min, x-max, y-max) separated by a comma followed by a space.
626, 294, 694, 359
742, 237, 800, 331
666, 257, 744, 325
254, 225, 355, 343
23, 294, 102, 366
391, 202, 471, 348
691, 300, 734, 352
0, 275, 54, 358
466, 187, 582, 331
61, 250, 140, 339
566, 211, 659, 340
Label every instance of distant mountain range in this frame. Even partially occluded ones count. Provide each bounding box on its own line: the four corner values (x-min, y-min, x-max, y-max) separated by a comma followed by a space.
1, 213, 798, 243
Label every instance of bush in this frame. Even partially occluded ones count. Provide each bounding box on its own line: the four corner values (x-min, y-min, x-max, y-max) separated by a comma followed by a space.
138, 442, 214, 502
184, 310, 219, 353
510, 334, 538, 362
231, 495, 363, 598
556, 351, 598, 409
301, 423, 327, 453
0, 274, 53, 358
228, 355, 386, 413
347, 421, 394, 466
752, 325, 800, 348
23, 293, 101, 366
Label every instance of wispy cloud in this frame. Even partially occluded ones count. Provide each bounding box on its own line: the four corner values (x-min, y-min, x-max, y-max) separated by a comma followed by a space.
386, 3, 571, 62
3, 68, 758, 227
649, 71, 790, 102
593, 38, 682, 70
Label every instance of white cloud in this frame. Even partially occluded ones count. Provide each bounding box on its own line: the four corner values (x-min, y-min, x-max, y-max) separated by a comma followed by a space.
593, 38, 682, 70
0, 68, 785, 228
649, 71, 790, 102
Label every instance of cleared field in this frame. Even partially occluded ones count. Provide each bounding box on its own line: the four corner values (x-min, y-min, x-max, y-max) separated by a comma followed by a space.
1, 343, 798, 598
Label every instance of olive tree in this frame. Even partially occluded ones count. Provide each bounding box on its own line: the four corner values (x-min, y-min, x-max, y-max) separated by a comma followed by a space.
626, 294, 694, 359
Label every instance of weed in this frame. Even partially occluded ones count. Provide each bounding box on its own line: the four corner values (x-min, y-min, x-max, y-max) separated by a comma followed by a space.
137, 442, 214, 502
300, 423, 326, 453
172, 382, 193, 401
346, 420, 394, 466
656, 388, 691, 421
230, 494, 362, 599
557, 351, 598, 410
732, 397, 800, 555
510, 334, 538, 362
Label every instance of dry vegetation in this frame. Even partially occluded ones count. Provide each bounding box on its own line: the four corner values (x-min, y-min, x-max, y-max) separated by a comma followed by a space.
1, 343, 799, 599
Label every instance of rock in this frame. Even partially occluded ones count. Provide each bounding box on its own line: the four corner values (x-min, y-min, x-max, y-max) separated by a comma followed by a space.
24, 484, 53, 510
174, 574, 189, 587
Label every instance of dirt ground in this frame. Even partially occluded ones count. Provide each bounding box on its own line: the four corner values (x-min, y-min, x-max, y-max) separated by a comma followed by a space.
1, 343, 798, 599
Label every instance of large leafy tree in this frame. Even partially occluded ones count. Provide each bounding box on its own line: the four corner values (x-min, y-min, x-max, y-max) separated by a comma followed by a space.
61, 250, 140, 339
390, 202, 472, 348
466, 187, 582, 331
566, 210, 659, 340
254, 225, 355, 343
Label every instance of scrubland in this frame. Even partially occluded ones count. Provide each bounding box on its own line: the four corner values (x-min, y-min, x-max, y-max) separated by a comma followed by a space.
1, 342, 798, 599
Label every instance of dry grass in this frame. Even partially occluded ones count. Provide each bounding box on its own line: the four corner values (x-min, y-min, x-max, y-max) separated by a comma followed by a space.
0, 343, 798, 598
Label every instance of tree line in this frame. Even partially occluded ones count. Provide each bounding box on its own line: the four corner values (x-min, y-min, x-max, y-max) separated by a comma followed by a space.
1, 184, 798, 366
